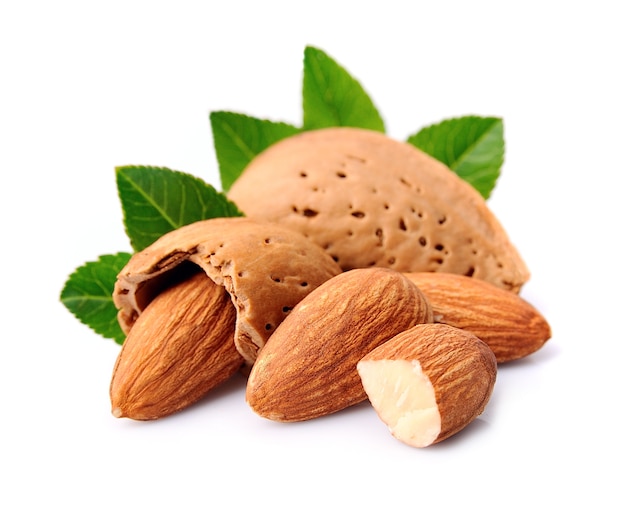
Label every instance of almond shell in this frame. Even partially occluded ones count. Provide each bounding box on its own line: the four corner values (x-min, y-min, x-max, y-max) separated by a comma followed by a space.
113, 217, 342, 363
228, 127, 529, 292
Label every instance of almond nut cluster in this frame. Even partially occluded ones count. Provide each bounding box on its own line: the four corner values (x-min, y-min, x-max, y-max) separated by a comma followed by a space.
109, 128, 551, 448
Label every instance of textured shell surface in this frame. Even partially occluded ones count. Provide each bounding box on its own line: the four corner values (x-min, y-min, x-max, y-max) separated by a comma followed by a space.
113, 217, 342, 363
228, 127, 529, 292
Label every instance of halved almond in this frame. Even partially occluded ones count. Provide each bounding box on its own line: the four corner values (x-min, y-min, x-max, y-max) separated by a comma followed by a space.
358, 323, 497, 448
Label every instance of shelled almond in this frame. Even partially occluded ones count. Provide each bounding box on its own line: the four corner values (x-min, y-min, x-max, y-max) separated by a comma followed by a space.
246, 268, 433, 421
357, 323, 497, 448
403, 272, 551, 362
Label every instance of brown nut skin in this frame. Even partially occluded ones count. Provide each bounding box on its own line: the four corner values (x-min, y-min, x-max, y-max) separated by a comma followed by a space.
358, 323, 497, 447
110, 272, 244, 421
113, 217, 342, 364
246, 268, 433, 422
228, 127, 529, 293
403, 272, 552, 363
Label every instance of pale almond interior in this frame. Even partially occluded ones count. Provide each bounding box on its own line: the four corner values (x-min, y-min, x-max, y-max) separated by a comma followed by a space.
357, 359, 441, 448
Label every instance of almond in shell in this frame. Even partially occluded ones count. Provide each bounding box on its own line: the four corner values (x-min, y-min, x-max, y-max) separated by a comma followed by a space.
228, 127, 529, 292
113, 217, 342, 365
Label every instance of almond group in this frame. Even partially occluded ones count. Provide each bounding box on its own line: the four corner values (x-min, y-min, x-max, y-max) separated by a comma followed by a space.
108, 129, 552, 449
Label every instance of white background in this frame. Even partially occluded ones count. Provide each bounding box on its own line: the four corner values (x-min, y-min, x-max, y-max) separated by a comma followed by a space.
2, 1, 624, 521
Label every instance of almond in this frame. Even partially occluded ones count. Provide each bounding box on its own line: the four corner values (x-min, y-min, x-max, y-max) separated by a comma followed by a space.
357, 323, 497, 448
110, 271, 243, 420
403, 272, 551, 362
228, 127, 529, 292
246, 268, 433, 422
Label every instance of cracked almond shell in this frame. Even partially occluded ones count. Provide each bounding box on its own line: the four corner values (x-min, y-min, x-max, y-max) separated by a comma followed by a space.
227, 127, 529, 292
113, 217, 342, 364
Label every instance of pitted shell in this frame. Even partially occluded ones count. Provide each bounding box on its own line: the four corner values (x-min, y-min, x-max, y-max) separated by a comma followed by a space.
227, 127, 529, 292
113, 217, 342, 363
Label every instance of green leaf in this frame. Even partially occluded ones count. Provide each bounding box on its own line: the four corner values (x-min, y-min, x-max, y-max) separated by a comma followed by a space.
407, 116, 504, 199
302, 46, 385, 132
116, 165, 243, 251
60, 253, 132, 345
210, 111, 300, 192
